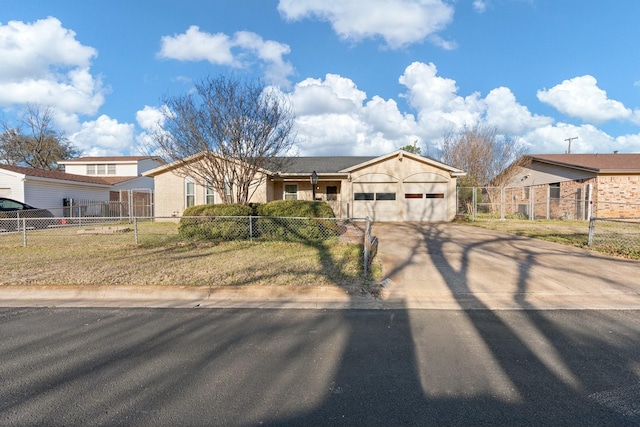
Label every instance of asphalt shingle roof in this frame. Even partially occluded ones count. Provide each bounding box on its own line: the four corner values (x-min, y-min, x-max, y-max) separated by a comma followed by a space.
0, 164, 136, 185
59, 156, 159, 163
530, 154, 640, 172
267, 156, 377, 174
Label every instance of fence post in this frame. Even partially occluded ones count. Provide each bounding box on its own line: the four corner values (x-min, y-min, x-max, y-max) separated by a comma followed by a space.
134, 217, 139, 244
22, 218, 27, 247
364, 217, 371, 277
500, 187, 505, 221
249, 216, 254, 241
472, 188, 477, 221
588, 217, 595, 246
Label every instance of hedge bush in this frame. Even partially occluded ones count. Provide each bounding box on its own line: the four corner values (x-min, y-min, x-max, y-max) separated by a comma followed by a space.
256, 200, 335, 218
183, 204, 254, 217
256, 201, 338, 242
179, 204, 253, 241
179, 201, 339, 242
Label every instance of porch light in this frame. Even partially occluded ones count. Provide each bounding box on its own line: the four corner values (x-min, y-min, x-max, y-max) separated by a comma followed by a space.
311, 171, 318, 200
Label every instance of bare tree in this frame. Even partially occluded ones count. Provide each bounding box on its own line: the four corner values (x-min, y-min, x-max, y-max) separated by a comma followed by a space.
152, 75, 296, 205
0, 105, 79, 170
440, 124, 528, 187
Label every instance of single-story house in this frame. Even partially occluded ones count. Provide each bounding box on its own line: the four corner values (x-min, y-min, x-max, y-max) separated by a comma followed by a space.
0, 156, 163, 216
503, 153, 640, 219
143, 150, 466, 222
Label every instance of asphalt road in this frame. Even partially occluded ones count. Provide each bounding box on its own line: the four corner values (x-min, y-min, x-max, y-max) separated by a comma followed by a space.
1, 307, 639, 426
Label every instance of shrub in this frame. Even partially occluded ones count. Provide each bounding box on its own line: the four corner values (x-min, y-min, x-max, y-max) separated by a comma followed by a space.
256, 200, 335, 218
179, 204, 253, 241
179, 201, 340, 242
183, 204, 253, 217
255, 201, 338, 242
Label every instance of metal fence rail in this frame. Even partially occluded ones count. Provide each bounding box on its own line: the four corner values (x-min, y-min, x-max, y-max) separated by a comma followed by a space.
588, 217, 640, 257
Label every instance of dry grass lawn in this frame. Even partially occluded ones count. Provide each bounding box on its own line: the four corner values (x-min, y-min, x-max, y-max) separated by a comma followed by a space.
466, 218, 590, 247
0, 221, 376, 288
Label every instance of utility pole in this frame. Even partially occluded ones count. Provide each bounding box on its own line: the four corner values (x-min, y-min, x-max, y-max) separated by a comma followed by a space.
565, 136, 578, 154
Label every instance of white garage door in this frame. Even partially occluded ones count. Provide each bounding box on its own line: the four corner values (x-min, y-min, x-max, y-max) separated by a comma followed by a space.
352, 183, 399, 221
403, 183, 447, 222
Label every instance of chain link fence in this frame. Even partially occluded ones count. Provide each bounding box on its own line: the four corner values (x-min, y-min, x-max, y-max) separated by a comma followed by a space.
588, 217, 640, 258
457, 186, 597, 221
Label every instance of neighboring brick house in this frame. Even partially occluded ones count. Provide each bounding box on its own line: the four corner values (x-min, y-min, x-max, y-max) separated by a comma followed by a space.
503, 154, 640, 219
143, 150, 466, 222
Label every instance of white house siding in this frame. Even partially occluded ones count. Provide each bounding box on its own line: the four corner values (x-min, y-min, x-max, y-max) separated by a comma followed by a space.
24, 179, 110, 210
112, 176, 156, 191
62, 159, 162, 178
0, 169, 25, 200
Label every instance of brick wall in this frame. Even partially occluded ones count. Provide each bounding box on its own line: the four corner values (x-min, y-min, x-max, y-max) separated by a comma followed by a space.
596, 175, 640, 218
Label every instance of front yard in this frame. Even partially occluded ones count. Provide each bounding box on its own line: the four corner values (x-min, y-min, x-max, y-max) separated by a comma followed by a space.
0, 221, 378, 288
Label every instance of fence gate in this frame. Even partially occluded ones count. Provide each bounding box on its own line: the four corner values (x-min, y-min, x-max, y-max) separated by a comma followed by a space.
116, 189, 153, 218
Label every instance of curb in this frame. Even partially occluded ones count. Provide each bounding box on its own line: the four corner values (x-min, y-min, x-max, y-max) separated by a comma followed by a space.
0, 284, 384, 310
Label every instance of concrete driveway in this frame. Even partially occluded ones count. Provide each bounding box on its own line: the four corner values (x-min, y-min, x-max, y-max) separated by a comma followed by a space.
372, 222, 640, 310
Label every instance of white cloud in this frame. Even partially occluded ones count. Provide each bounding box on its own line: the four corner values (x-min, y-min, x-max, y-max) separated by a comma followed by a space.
287, 62, 569, 156
0, 17, 105, 115
158, 26, 294, 87
614, 133, 640, 153
134, 105, 169, 154
69, 115, 135, 156
291, 74, 367, 116
521, 123, 615, 154
136, 105, 166, 131
399, 62, 483, 133
473, 0, 487, 13
277, 0, 455, 49
537, 75, 632, 123
288, 74, 417, 155
484, 87, 553, 134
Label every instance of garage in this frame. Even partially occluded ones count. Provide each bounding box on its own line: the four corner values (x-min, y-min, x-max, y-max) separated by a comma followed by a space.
352, 182, 398, 221
346, 152, 464, 222
402, 182, 448, 222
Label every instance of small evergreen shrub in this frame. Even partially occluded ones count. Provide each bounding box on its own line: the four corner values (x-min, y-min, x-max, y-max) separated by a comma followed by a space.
179, 204, 252, 241
256, 200, 338, 242
256, 200, 335, 218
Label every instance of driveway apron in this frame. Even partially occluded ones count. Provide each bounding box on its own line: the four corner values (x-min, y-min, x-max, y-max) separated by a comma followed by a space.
372, 222, 640, 310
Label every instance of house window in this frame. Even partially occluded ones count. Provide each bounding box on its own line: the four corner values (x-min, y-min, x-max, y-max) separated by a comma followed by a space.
405, 193, 423, 199
284, 184, 298, 200
425, 193, 445, 199
185, 179, 195, 208
97, 164, 106, 175
86, 165, 96, 175
354, 193, 374, 201
205, 182, 215, 205
376, 193, 396, 201
326, 186, 338, 201
550, 183, 560, 199
107, 164, 116, 175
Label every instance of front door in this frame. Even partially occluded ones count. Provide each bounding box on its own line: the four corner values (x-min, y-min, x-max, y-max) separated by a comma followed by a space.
325, 185, 340, 216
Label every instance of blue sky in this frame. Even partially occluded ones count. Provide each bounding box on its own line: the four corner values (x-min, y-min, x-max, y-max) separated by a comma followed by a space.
2, 0, 640, 157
